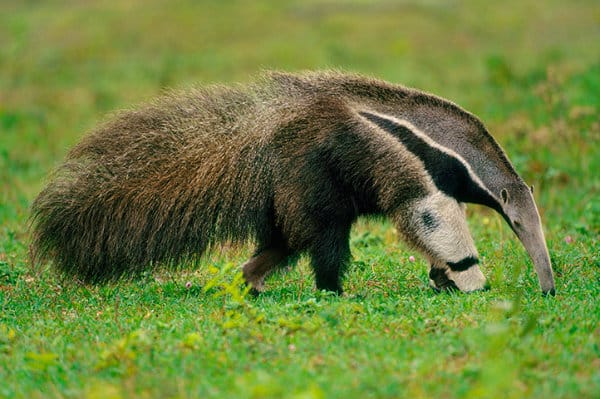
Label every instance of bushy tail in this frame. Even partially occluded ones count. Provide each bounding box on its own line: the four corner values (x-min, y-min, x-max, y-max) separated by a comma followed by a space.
30, 145, 273, 283
30, 160, 185, 281
28, 83, 284, 283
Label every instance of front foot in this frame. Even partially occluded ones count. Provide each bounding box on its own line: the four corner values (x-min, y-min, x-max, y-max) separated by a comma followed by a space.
429, 265, 488, 293
429, 267, 458, 292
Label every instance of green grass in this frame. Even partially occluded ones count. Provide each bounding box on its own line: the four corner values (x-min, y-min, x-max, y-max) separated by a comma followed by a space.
1, 1, 599, 398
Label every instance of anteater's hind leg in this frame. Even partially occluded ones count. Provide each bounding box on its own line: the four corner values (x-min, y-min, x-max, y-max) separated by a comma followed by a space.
242, 228, 293, 292
394, 192, 487, 293
308, 223, 352, 294
242, 247, 290, 292
274, 203, 353, 294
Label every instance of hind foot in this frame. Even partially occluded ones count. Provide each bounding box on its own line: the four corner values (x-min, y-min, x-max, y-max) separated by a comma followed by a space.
242, 247, 288, 292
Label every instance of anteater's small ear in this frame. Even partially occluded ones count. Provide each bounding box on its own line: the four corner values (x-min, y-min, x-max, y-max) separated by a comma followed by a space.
501, 188, 510, 204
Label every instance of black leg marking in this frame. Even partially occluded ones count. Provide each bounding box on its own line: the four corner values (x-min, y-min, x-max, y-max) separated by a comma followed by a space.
447, 256, 479, 272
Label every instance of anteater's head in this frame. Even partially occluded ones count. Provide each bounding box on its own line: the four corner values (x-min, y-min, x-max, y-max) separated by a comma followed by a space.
498, 182, 556, 296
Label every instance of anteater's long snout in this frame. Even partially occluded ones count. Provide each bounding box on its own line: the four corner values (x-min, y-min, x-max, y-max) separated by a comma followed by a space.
515, 221, 556, 295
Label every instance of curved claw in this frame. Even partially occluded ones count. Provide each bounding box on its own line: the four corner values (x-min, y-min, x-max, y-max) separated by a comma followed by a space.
429, 267, 490, 293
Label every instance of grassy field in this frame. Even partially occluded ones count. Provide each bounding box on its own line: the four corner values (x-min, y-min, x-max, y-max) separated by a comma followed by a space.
1, 1, 599, 398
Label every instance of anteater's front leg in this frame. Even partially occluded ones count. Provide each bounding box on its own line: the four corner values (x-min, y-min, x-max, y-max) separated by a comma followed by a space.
394, 192, 488, 293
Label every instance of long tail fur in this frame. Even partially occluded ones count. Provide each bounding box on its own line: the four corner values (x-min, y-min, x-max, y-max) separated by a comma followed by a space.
31, 84, 276, 282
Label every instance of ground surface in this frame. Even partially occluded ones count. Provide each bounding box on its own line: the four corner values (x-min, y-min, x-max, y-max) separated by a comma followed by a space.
1, 1, 599, 398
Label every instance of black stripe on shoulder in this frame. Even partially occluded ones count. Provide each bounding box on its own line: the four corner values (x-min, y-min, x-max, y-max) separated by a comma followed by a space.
359, 111, 500, 210
447, 256, 479, 271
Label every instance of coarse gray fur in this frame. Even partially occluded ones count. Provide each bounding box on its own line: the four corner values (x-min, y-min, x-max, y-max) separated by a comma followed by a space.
30, 70, 556, 295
